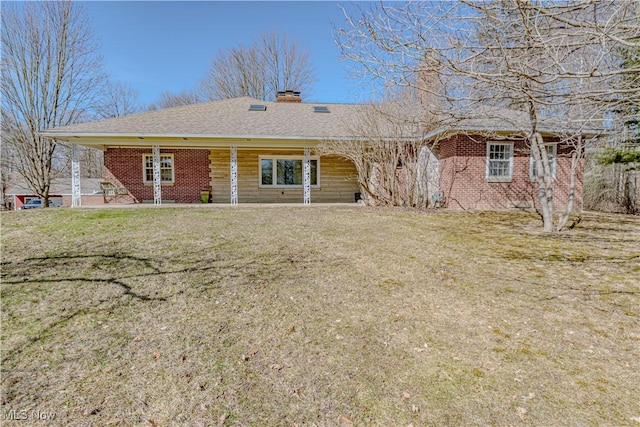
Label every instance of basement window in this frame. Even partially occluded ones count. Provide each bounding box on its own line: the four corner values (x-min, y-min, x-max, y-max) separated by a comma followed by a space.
249, 104, 267, 111
313, 106, 330, 113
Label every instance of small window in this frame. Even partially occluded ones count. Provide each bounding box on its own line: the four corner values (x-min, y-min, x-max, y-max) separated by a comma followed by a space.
259, 156, 319, 187
486, 142, 513, 181
530, 144, 557, 180
313, 106, 330, 113
143, 154, 174, 183
249, 104, 267, 111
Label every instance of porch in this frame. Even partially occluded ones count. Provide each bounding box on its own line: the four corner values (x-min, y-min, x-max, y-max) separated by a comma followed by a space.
69, 145, 360, 207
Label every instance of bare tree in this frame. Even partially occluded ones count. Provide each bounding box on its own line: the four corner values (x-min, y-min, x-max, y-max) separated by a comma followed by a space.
147, 89, 203, 110
96, 80, 142, 119
1, 1, 104, 206
200, 32, 316, 101
54, 80, 143, 179
318, 88, 439, 207
335, 0, 639, 231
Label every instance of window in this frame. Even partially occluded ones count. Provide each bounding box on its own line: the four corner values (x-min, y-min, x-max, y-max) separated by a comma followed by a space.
143, 154, 174, 183
530, 144, 557, 180
259, 156, 319, 187
486, 142, 513, 181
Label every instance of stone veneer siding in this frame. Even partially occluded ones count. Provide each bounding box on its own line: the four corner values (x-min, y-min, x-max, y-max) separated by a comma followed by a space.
209, 149, 360, 203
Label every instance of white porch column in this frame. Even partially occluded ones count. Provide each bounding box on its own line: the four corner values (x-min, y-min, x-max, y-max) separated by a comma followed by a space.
71, 145, 81, 207
152, 145, 162, 205
303, 147, 311, 205
230, 145, 238, 205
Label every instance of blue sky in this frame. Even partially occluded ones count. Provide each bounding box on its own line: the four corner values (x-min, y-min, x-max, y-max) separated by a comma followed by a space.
82, 1, 370, 106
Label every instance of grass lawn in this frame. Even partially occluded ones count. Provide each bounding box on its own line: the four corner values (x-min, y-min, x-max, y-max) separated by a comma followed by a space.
1, 207, 639, 426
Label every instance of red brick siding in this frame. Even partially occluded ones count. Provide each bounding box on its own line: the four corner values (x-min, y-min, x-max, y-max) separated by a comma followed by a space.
438, 135, 583, 211
61, 195, 105, 206
104, 148, 211, 203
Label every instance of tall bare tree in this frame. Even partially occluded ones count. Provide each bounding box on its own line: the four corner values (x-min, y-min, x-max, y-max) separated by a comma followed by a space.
1, 1, 104, 206
96, 80, 142, 119
336, 0, 639, 231
200, 32, 316, 101
56, 80, 143, 179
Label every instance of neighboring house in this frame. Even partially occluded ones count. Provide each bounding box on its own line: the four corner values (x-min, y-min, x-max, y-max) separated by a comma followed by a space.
41, 92, 599, 210
5, 177, 105, 210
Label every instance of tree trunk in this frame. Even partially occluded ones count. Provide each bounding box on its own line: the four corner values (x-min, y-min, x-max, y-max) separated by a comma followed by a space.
557, 136, 582, 231
531, 132, 554, 232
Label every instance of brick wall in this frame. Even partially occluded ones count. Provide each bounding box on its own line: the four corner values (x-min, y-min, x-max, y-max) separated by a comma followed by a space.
438, 134, 583, 211
104, 148, 211, 203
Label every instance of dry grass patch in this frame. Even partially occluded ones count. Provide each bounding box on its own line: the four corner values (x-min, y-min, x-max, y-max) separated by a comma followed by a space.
1, 207, 639, 426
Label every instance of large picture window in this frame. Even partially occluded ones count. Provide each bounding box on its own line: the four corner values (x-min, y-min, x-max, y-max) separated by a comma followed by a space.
259, 156, 319, 187
143, 154, 174, 183
530, 144, 557, 180
486, 142, 513, 181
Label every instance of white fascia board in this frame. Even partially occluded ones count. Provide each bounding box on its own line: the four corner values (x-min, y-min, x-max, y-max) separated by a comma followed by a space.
56, 136, 325, 150
41, 132, 421, 147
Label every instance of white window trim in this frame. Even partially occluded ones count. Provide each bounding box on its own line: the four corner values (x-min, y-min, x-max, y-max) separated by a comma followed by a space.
142, 153, 175, 184
486, 142, 514, 182
529, 144, 557, 181
258, 155, 321, 188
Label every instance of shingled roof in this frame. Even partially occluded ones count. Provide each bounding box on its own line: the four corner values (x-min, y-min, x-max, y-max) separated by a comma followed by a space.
42, 97, 380, 141
424, 107, 604, 139
42, 96, 603, 147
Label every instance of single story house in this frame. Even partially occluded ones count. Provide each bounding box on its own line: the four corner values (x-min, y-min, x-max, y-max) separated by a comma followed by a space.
5, 177, 105, 210
41, 91, 600, 210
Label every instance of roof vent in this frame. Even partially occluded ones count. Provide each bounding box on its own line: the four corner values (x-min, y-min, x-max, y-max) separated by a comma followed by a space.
313, 106, 330, 113
249, 104, 267, 111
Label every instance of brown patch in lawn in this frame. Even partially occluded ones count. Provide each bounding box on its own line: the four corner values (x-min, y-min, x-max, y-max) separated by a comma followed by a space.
1, 207, 638, 426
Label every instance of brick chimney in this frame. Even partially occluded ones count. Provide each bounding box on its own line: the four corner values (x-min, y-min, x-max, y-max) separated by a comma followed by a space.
418, 55, 443, 134
276, 90, 301, 103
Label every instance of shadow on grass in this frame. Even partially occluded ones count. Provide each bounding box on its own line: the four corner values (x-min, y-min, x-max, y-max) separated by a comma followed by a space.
0, 252, 251, 366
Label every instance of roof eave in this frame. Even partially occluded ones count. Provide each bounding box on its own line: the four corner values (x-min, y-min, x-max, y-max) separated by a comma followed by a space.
40, 132, 325, 141
422, 126, 606, 142
39, 132, 422, 147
